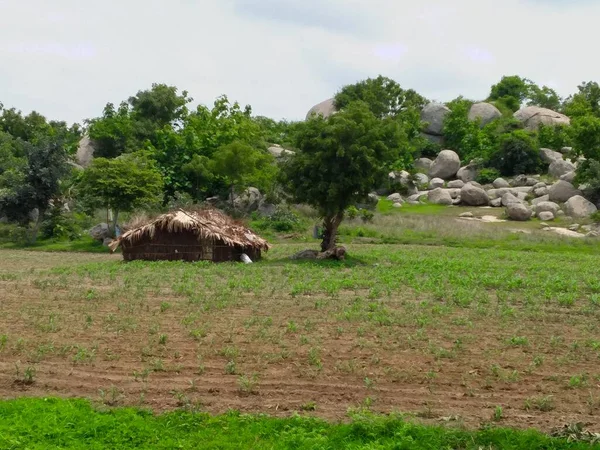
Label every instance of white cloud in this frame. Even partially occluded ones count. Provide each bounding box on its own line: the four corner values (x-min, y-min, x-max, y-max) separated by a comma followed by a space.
0, 0, 598, 124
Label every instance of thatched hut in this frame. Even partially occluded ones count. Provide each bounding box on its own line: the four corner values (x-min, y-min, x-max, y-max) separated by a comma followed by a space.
109, 209, 269, 262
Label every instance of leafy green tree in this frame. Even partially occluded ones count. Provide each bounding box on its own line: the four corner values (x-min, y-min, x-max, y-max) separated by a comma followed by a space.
281, 102, 402, 251
527, 85, 562, 111
0, 136, 70, 242
88, 102, 136, 158
488, 76, 530, 112
443, 98, 493, 162
77, 152, 163, 234
488, 130, 542, 176
211, 141, 275, 205
334, 75, 427, 119
571, 115, 600, 202
563, 81, 600, 118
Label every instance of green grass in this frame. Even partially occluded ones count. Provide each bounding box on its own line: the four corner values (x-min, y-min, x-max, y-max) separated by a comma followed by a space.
0, 398, 593, 450
0, 235, 109, 253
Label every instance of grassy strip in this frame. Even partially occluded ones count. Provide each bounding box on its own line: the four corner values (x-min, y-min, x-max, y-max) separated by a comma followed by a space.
0, 236, 109, 253
0, 398, 594, 450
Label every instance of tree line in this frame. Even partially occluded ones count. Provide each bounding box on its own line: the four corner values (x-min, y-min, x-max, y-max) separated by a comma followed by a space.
1, 75, 599, 250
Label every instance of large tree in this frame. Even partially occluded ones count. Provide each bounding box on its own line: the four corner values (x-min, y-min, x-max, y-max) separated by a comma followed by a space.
77, 152, 163, 235
281, 102, 402, 251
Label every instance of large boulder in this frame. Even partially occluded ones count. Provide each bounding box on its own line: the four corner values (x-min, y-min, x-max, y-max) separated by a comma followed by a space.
506, 202, 532, 221
501, 192, 524, 206
457, 164, 478, 183
387, 193, 404, 203
513, 106, 571, 131
468, 102, 502, 127
429, 177, 444, 189
538, 211, 555, 221
306, 98, 336, 120
429, 150, 461, 180
427, 188, 453, 205
421, 103, 451, 136
447, 180, 465, 189
389, 170, 418, 196
413, 173, 429, 187
549, 159, 576, 178
233, 187, 262, 212
90, 223, 110, 241
76, 135, 96, 168
268, 145, 294, 158
540, 148, 564, 164
460, 183, 489, 206
534, 201, 560, 216
414, 158, 433, 173
548, 180, 582, 203
564, 195, 598, 219
532, 195, 550, 205
511, 175, 538, 187
560, 171, 576, 183
493, 178, 510, 189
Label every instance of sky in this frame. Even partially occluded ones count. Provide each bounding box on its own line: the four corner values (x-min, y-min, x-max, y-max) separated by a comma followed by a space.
0, 0, 599, 125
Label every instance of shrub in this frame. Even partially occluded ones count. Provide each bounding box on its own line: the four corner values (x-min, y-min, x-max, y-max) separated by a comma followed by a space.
40, 206, 90, 241
251, 207, 303, 233
359, 209, 374, 223
538, 124, 572, 150
443, 99, 493, 162
488, 130, 543, 176
346, 206, 359, 220
477, 168, 501, 185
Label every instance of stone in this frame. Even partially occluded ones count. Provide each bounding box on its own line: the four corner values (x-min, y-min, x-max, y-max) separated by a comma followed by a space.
493, 178, 510, 189
414, 158, 433, 173
102, 238, 113, 247
586, 231, 600, 238
414, 173, 429, 187
258, 203, 277, 217
76, 135, 96, 168
501, 193, 523, 206
90, 223, 111, 241
460, 184, 489, 206
538, 211, 555, 221
513, 106, 571, 131
268, 145, 294, 158
561, 147, 573, 155
457, 164, 478, 183
560, 171, 576, 183
387, 193, 404, 203
306, 98, 336, 120
490, 197, 502, 207
389, 171, 418, 196
564, 195, 598, 219
549, 159, 576, 178
539, 148, 564, 164
447, 180, 465, 189
532, 195, 550, 205
367, 193, 380, 205
533, 187, 549, 197
506, 202, 532, 221
532, 182, 547, 190
392, 203, 403, 208
429, 178, 445, 189
452, 197, 462, 205
408, 193, 426, 203
447, 188, 461, 199
429, 150, 461, 179
511, 175, 538, 187
557, 210, 566, 217
233, 187, 262, 212
548, 180, 582, 203
421, 102, 451, 136
459, 212, 474, 218
568, 224, 580, 232
544, 227, 586, 238
427, 188, 453, 205
534, 201, 560, 216
468, 102, 502, 127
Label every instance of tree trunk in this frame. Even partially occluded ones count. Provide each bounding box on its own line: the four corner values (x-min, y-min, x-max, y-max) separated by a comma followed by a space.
111, 210, 119, 238
320, 213, 344, 252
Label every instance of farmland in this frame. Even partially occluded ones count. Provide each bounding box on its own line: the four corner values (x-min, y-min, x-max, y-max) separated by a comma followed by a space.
1, 213, 600, 447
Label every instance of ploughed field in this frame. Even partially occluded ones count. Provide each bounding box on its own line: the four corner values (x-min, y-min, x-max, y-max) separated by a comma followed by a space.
1, 244, 599, 432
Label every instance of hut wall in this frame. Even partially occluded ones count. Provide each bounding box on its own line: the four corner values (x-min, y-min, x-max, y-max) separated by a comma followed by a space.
121, 230, 261, 262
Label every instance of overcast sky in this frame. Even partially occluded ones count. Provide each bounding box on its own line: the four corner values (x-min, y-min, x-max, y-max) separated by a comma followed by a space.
1, 0, 598, 124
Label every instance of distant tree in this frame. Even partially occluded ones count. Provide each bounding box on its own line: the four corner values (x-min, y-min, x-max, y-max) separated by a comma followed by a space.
77, 153, 163, 235
334, 75, 427, 119
527, 85, 562, 111
87, 102, 136, 158
489, 75, 563, 112
571, 115, 600, 202
0, 136, 69, 242
211, 141, 275, 205
563, 81, 600, 118
281, 102, 402, 251
443, 98, 493, 162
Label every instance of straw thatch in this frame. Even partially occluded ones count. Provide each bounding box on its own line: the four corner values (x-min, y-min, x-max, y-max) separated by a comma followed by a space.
109, 209, 269, 262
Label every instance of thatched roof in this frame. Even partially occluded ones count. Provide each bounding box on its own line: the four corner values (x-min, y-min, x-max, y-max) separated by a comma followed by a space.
109, 209, 270, 252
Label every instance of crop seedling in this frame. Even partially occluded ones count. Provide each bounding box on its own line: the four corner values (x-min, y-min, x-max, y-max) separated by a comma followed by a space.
492, 406, 503, 421
238, 374, 259, 395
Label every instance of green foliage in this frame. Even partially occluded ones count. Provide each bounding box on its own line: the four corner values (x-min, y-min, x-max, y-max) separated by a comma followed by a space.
477, 168, 501, 185
564, 81, 600, 118
281, 102, 402, 249
77, 153, 163, 233
488, 75, 562, 112
571, 115, 600, 202
0, 398, 589, 449
537, 124, 572, 150
334, 75, 427, 119
40, 206, 90, 241
88, 102, 136, 158
442, 98, 493, 161
251, 207, 304, 233
528, 85, 562, 111
488, 130, 543, 176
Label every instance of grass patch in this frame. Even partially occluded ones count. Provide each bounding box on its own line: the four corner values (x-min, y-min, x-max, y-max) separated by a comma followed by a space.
0, 235, 109, 253
0, 398, 591, 450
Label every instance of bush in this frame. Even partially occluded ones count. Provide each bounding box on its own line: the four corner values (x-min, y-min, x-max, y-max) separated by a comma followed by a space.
443, 99, 493, 162
251, 207, 303, 233
477, 168, 501, 185
538, 124, 572, 150
359, 209, 374, 223
488, 130, 543, 176
346, 206, 359, 220
576, 159, 600, 204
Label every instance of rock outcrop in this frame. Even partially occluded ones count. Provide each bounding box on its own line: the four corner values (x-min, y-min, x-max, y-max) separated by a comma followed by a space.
513, 106, 570, 131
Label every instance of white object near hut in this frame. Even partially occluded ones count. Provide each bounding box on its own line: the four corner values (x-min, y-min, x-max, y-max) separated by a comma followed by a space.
240, 253, 253, 264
